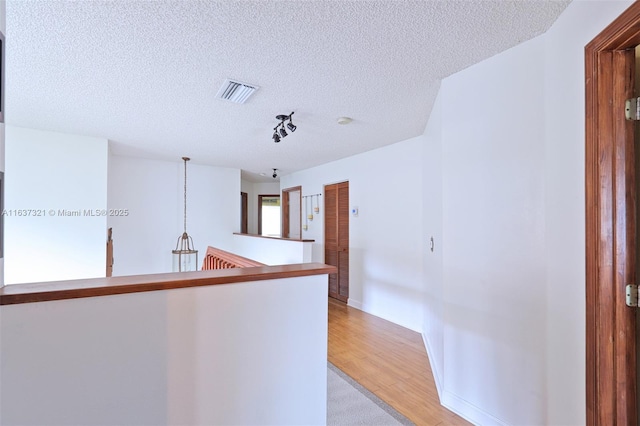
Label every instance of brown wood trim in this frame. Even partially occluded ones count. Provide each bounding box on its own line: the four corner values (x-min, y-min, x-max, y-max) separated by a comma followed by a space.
586, 4, 640, 52
282, 186, 302, 238
241, 192, 248, 234
585, 3, 640, 424
233, 232, 314, 243
585, 29, 600, 426
0, 263, 337, 306
106, 227, 113, 277
613, 49, 636, 426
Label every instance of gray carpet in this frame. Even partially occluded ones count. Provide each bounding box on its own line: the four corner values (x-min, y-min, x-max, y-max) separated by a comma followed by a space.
327, 362, 414, 425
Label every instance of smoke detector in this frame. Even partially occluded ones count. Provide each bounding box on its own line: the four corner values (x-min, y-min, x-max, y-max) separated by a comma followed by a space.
215, 79, 259, 104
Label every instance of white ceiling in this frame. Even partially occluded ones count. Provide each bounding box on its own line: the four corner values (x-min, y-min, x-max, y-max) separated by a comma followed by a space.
6, 0, 570, 182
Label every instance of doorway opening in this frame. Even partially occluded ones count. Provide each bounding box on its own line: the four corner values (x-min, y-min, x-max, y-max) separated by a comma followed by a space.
282, 186, 302, 239
258, 194, 281, 237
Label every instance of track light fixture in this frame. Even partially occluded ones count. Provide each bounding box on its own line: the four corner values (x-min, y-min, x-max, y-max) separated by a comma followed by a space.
273, 112, 296, 142
272, 168, 278, 179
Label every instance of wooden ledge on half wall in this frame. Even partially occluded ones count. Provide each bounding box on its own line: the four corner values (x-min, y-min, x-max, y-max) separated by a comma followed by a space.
0, 263, 336, 306
233, 232, 315, 243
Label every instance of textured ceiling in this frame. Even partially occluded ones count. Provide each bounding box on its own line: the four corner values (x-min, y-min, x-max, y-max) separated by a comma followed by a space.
7, 0, 570, 182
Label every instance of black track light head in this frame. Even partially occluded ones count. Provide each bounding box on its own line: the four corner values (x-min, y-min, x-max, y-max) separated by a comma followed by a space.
272, 168, 278, 179
273, 112, 296, 143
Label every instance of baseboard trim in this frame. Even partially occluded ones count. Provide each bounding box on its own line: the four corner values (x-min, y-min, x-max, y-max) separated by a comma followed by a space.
348, 299, 420, 332
421, 332, 443, 399
347, 298, 363, 310
421, 332, 507, 426
441, 390, 508, 426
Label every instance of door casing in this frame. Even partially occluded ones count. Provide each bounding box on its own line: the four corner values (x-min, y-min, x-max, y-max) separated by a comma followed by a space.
241, 192, 248, 234
282, 186, 302, 239
586, 3, 640, 424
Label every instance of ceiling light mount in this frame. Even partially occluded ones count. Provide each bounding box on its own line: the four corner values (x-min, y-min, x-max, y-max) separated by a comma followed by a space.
272, 112, 296, 143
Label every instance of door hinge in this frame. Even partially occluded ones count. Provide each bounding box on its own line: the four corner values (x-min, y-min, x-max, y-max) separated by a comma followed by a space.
626, 284, 639, 307
625, 97, 640, 121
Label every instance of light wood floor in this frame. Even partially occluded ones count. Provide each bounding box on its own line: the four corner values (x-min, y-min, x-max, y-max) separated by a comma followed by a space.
328, 298, 470, 426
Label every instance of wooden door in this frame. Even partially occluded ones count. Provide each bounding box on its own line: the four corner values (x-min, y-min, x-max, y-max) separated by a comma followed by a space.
106, 227, 113, 277
585, 3, 640, 423
325, 182, 349, 302
241, 192, 248, 234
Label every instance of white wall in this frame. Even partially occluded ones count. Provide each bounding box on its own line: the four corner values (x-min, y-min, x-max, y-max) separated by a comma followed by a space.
241, 180, 280, 235
0, 274, 328, 425
0, 2, 6, 415
0, 0, 6, 287
108, 155, 240, 276
420, 1, 635, 425
444, 36, 546, 426
543, 1, 633, 424
288, 189, 301, 239
5, 127, 108, 284
280, 137, 424, 332
231, 233, 312, 265
422, 87, 444, 395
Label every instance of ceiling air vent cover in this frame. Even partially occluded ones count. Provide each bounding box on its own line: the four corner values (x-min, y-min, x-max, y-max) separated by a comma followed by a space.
215, 79, 259, 104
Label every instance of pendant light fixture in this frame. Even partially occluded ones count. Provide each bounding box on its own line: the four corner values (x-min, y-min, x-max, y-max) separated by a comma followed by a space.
172, 157, 198, 272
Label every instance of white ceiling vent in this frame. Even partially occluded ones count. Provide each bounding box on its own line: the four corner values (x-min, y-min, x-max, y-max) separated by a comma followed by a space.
215, 79, 259, 104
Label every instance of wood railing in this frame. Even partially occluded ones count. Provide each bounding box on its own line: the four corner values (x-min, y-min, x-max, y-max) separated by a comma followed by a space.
202, 246, 265, 270
0, 263, 336, 305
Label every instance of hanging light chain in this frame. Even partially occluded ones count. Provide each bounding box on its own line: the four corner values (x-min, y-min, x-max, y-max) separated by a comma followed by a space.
182, 157, 189, 234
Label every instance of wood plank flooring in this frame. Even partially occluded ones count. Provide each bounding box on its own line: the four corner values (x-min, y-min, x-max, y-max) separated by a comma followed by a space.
328, 298, 471, 426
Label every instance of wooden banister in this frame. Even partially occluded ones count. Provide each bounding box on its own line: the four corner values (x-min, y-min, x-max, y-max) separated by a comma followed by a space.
0, 263, 336, 305
202, 246, 265, 270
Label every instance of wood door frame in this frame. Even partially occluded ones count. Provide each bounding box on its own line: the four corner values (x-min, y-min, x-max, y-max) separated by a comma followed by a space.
241, 192, 248, 234
586, 3, 640, 424
106, 227, 113, 277
258, 194, 280, 236
282, 186, 301, 238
